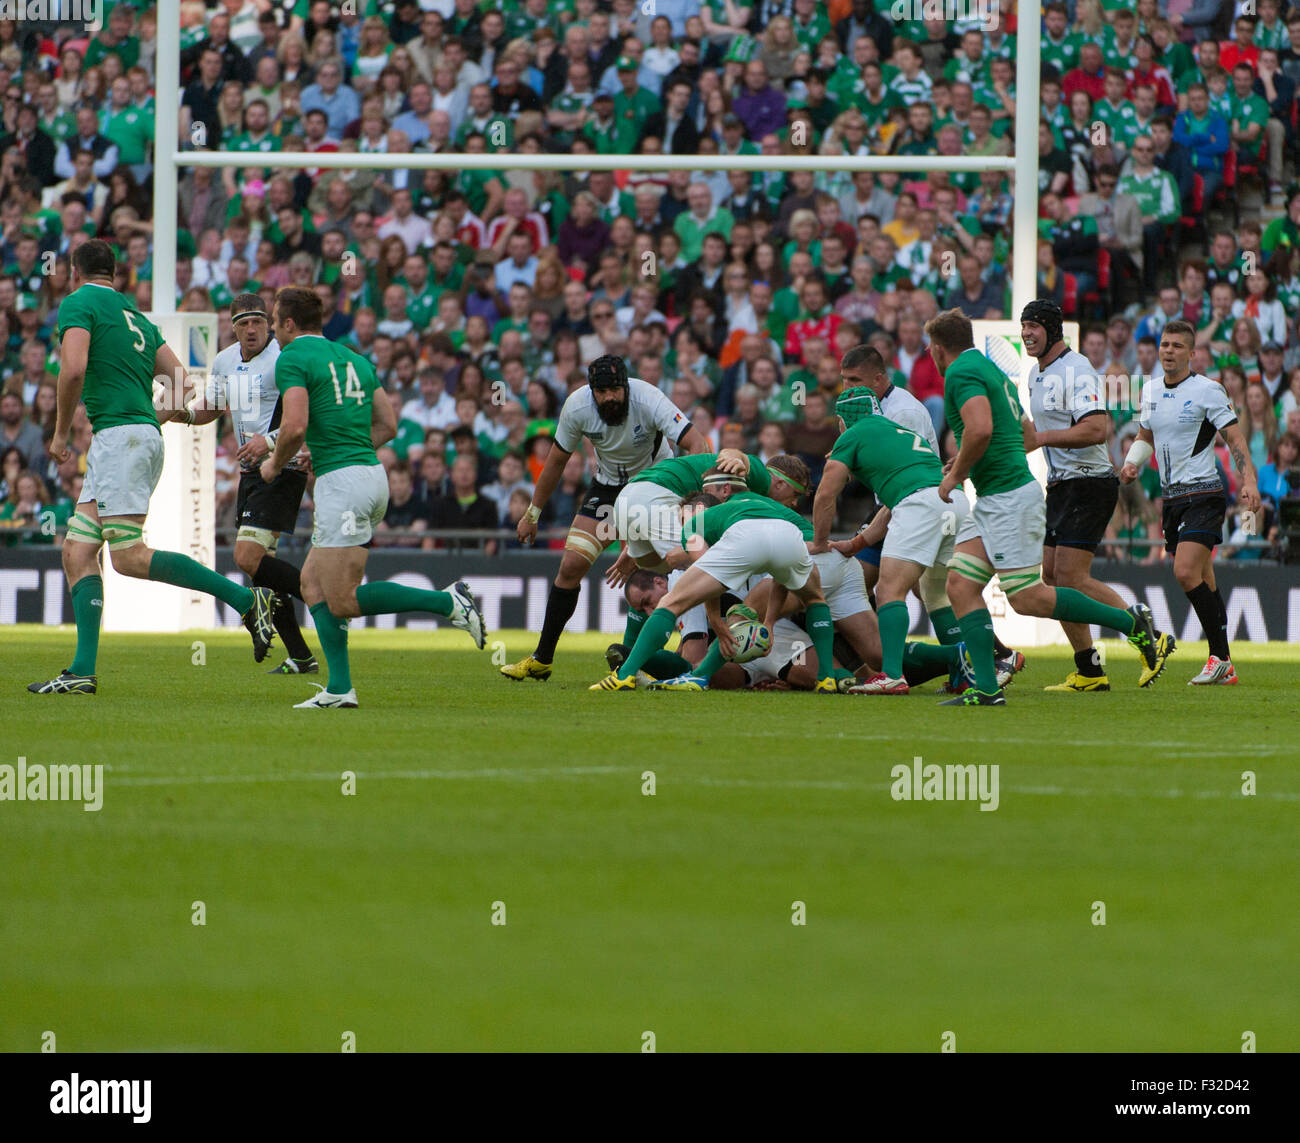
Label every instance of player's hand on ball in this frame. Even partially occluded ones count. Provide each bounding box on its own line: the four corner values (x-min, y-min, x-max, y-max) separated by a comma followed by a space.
1239, 485, 1261, 515
712, 620, 738, 660
1118, 462, 1138, 484
517, 516, 538, 545
237, 434, 270, 465
47, 434, 69, 464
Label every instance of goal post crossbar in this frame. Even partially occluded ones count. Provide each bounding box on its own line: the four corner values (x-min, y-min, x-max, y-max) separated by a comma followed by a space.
174, 151, 1019, 174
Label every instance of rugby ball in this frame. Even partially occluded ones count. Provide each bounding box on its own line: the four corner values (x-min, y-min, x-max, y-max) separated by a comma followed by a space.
727, 617, 772, 664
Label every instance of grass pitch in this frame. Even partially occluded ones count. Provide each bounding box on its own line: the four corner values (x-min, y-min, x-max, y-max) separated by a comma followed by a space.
1, 627, 1296, 1052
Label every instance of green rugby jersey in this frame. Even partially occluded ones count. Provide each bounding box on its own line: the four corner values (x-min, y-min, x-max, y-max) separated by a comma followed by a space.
275, 335, 380, 476
631, 453, 772, 498
828, 415, 943, 509
57, 283, 163, 432
942, 348, 1034, 497
683, 490, 812, 548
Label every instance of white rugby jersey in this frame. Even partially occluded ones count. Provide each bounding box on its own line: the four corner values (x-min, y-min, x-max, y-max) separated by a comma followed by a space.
554, 377, 689, 485
1028, 348, 1113, 481
879, 384, 940, 454
206, 338, 291, 471
1138, 372, 1237, 496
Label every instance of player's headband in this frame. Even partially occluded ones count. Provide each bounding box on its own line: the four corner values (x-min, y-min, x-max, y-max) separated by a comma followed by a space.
771, 470, 807, 494
232, 309, 269, 324
702, 472, 745, 489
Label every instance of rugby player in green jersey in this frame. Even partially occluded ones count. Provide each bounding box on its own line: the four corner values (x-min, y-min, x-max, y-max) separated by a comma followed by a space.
927, 309, 1175, 706
590, 481, 840, 694
813, 387, 974, 696
30, 240, 279, 695
261, 288, 486, 709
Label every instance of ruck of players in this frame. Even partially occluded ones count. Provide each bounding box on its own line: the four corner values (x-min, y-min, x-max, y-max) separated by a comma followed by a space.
34, 257, 1256, 705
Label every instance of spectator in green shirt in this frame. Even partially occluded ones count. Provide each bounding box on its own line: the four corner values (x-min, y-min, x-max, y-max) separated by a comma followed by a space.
85, 5, 140, 73
611, 57, 661, 154
673, 182, 735, 264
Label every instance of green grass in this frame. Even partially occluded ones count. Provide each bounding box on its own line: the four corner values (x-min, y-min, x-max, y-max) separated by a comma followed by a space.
1, 627, 1296, 1052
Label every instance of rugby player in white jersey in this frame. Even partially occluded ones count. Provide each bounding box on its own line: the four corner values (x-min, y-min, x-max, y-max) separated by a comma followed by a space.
1121, 320, 1261, 685
502, 355, 707, 681
1022, 299, 1136, 692
193, 294, 316, 674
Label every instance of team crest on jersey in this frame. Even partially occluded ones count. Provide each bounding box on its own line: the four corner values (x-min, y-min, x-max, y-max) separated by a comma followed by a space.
1177, 399, 1199, 423
633, 423, 644, 437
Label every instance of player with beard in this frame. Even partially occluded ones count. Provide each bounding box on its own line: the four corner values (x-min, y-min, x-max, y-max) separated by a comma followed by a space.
1021, 299, 1134, 692
501, 355, 706, 681
192, 294, 316, 675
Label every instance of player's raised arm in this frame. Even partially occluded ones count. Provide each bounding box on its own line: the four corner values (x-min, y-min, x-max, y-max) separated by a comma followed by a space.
938, 394, 992, 501
370, 387, 397, 450
813, 459, 852, 549
49, 326, 89, 461
518, 439, 572, 545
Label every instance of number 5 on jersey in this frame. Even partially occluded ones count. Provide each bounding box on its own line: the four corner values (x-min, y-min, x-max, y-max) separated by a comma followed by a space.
329, 360, 366, 405
124, 311, 146, 353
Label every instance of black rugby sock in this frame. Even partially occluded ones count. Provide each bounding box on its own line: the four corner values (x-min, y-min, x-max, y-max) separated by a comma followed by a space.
535, 584, 582, 664
252, 556, 303, 600
1186, 582, 1229, 660
1074, 648, 1104, 678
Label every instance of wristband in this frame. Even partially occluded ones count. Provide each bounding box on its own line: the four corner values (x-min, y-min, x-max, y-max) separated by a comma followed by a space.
1124, 439, 1154, 468
524, 504, 542, 524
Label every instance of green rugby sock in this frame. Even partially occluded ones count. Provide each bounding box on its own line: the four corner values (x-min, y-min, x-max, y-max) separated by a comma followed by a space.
309, 602, 352, 694
1051, 587, 1134, 635
903, 641, 961, 670
618, 607, 677, 679
806, 601, 834, 681
877, 600, 910, 679
355, 582, 453, 616
622, 607, 647, 647
68, 574, 103, 676
694, 640, 728, 681
642, 650, 692, 678
929, 604, 963, 645
901, 642, 955, 686
957, 608, 999, 693
149, 550, 254, 614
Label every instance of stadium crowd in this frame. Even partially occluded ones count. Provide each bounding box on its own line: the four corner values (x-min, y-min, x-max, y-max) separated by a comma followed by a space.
1, 0, 1299, 561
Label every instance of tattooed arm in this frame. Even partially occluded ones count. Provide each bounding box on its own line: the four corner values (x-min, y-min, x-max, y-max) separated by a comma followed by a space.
1220, 422, 1261, 515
